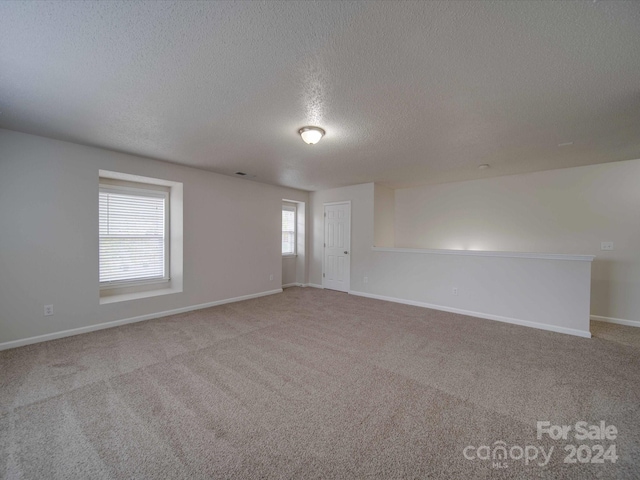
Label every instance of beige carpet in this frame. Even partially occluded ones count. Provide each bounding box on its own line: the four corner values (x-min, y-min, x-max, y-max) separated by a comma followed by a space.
1, 287, 639, 479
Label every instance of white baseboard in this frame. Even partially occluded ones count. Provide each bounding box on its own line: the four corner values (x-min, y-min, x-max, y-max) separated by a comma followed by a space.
282, 283, 302, 288
0, 289, 283, 352
591, 315, 640, 328
303, 283, 323, 289
349, 290, 591, 338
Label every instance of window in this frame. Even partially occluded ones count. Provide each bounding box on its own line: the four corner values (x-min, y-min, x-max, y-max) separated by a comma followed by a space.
99, 183, 169, 287
282, 204, 296, 255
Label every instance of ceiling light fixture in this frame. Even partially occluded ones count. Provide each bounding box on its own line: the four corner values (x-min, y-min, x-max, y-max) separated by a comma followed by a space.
478, 164, 490, 170
298, 126, 325, 145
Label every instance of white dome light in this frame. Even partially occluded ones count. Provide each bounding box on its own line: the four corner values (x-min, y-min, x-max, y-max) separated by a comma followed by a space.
298, 126, 325, 145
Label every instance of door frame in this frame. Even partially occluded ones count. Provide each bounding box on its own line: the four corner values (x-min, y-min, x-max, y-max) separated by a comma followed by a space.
322, 200, 352, 292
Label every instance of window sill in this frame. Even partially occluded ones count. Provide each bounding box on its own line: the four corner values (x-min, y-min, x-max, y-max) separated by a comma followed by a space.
99, 286, 182, 305
282, 254, 298, 258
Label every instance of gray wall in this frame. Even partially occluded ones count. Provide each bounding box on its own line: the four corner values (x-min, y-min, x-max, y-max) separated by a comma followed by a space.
0, 129, 308, 345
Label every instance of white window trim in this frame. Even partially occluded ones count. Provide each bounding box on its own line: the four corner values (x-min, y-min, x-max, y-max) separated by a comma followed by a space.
282, 203, 297, 256
99, 183, 170, 290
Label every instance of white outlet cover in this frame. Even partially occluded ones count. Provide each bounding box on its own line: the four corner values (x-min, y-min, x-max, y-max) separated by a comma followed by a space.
44, 305, 54, 316
601, 242, 614, 251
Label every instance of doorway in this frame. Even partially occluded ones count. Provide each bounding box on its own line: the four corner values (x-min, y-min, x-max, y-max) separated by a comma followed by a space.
323, 202, 351, 292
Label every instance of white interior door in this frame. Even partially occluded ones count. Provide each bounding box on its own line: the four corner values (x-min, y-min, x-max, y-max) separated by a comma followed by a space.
323, 202, 351, 292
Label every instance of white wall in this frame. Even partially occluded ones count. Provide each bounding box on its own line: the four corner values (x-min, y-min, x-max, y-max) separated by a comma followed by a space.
281, 200, 307, 287
395, 159, 640, 323
0, 129, 308, 345
364, 248, 592, 336
282, 257, 297, 285
373, 184, 394, 247
295, 202, 307, 285
309, 183, 374, 289
310, 182, 593, 337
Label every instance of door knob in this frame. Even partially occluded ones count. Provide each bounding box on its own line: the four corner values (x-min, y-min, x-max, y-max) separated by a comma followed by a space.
344, 251, 349, 254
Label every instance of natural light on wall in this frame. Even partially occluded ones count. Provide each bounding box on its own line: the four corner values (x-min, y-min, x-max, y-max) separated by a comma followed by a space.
444, 242, 487, 251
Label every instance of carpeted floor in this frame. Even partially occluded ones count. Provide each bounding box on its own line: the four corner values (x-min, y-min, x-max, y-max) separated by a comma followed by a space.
1, 287, 639, 479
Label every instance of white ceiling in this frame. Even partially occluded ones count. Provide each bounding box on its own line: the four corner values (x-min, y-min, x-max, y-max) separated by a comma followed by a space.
1, 1, 639, 191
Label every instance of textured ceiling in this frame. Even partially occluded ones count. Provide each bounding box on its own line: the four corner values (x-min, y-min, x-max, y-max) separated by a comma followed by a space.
1, 1, 639, 191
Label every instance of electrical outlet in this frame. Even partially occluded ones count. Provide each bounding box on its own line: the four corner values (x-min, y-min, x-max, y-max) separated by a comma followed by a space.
452, 287, 458, 296
44, 305, 54, 316
601, 242, 614, 251
269, 274, 274, 281
363, 276, 368, 284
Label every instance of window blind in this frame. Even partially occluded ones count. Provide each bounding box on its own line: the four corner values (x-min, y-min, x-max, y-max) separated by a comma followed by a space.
282, 205, 296, 255
99, 187, 168, 284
